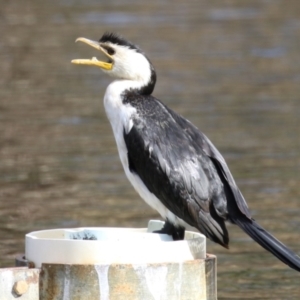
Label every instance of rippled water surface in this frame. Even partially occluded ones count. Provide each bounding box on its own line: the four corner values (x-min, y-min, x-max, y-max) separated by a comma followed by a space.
0, 1, 299, 298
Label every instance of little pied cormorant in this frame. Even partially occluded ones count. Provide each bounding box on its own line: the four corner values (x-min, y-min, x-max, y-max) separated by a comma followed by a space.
72, 32, 300, 272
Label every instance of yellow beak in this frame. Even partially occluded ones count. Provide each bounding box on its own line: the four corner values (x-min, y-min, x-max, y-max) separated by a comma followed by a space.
71, 37, 113, 70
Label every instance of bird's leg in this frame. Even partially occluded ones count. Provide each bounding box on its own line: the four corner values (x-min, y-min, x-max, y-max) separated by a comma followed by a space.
153, 220, 185, 241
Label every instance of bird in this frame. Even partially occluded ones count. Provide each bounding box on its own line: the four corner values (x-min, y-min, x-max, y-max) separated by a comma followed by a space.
72, 32, 300, 272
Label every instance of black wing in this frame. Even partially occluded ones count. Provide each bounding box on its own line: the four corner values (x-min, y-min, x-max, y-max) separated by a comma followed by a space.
164, 105, 252, 220
123, 95, 230, 246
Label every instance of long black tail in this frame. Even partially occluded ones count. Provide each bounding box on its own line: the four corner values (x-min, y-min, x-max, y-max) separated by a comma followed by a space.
233, 216, 300, 272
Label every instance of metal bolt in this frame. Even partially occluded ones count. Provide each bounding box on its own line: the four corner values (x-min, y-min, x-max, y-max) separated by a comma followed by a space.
12, 280, 28, 296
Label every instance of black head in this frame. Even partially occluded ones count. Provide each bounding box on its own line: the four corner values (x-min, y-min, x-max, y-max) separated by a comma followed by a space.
99, 32, 142, 53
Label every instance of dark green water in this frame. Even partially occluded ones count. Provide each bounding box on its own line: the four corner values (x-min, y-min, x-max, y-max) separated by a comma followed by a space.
0, 0, 299, 298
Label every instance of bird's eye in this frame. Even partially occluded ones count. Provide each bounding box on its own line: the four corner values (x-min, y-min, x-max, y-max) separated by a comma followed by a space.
107, 48, 115, 55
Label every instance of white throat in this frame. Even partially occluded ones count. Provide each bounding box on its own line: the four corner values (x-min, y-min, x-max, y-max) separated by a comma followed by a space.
103, 80, 139, 153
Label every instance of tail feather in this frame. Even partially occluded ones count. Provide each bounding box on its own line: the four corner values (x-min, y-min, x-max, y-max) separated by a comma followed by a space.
234, 217, 300, 272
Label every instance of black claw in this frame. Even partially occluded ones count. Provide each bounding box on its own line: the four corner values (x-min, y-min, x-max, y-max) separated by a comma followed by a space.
153, 220, 185, 241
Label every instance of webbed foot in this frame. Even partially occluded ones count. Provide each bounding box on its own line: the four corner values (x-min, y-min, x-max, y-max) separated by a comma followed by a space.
153, 220, 185, 241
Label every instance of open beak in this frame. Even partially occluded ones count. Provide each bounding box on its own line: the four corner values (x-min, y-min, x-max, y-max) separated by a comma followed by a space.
71, 37, 113, 70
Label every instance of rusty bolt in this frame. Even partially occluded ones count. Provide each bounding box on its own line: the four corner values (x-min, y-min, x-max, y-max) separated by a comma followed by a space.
12, 280, 28, 296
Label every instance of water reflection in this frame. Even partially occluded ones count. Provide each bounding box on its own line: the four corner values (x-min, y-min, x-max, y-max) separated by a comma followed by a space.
0, 0, 299, 299
75, 12, 169, 25
209, 8, 261, 21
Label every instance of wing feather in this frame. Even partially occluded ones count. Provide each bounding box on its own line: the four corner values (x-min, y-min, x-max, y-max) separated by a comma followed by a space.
165, 105, 251, 219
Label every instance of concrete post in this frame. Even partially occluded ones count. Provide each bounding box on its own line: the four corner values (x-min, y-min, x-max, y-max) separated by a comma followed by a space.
0, 221, 217, 299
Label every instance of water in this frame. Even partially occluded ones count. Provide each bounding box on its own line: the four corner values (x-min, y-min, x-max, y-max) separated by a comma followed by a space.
0, 0, 299, 298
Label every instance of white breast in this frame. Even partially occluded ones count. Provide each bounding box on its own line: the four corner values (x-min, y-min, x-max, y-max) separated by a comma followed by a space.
103, 81, 189, 228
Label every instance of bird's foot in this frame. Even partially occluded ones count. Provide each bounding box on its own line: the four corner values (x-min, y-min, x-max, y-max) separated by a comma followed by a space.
153, 220, 185, 241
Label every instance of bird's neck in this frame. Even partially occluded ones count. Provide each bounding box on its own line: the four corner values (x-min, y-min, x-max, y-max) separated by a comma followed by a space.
112, 79, 143, 93
106, 77, 155, 97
